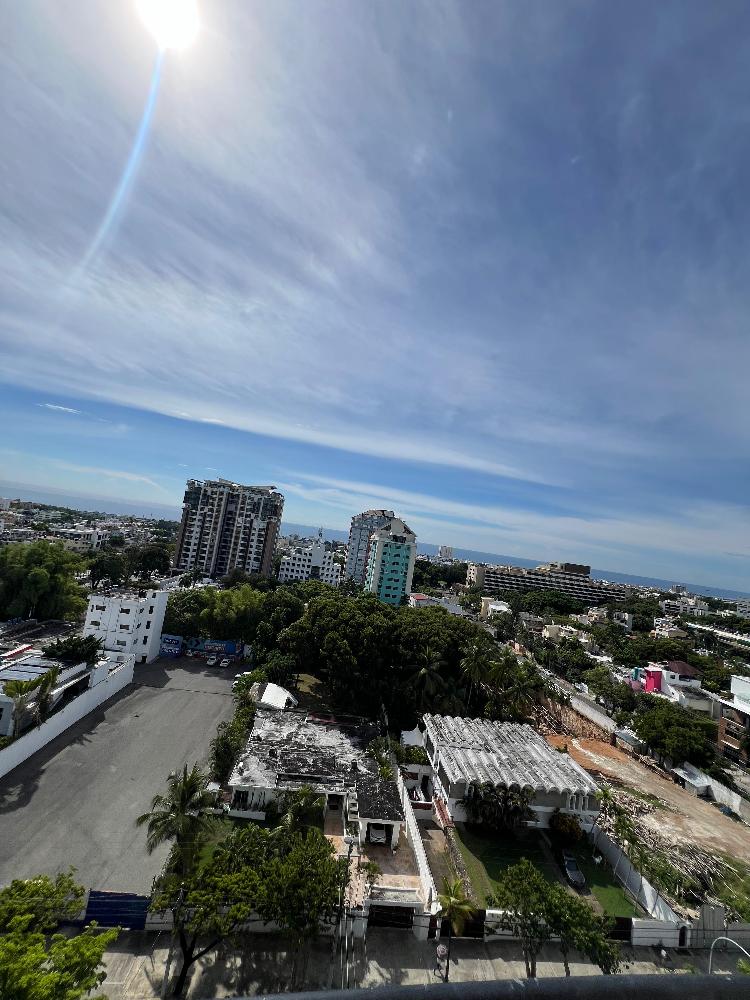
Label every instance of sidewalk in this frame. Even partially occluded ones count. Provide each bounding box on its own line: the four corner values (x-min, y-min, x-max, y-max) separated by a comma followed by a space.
101, 928, 744, 998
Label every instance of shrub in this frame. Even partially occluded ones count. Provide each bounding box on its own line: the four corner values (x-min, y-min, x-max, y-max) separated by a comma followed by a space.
548, 809, 584, 844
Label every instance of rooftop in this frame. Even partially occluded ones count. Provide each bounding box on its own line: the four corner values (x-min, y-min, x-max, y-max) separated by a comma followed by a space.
423, 714, 598, 795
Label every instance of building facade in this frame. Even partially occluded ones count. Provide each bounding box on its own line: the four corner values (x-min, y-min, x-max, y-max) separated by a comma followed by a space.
466, 561, 625, 604
83, 588, 168, 664
174, 478, 284, 578
277, 530, 341, 587
660, 596, 709, 617
437, 545, 453, 560
344, 510, 395, 584
364, 517, 417, 606
736, 600, 750, 620
717, 675, 750, 765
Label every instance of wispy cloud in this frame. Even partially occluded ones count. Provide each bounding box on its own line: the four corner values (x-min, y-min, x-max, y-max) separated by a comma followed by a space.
38, 403, 81, 414
52, 460, 168, 493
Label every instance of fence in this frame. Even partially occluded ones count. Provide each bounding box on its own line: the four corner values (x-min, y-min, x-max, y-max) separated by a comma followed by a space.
590, 830, 683, 924
0, 657, 135, 780
396, 769, 438, 912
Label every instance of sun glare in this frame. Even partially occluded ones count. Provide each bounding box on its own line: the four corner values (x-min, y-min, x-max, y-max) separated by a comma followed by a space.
136, 0, 199, 51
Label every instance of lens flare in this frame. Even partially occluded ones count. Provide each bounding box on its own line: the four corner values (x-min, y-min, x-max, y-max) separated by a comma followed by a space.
137, 0, 199, 51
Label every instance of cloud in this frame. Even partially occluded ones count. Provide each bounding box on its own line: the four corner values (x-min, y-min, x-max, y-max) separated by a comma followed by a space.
51, 460, 168, 494
38, 403, 81, 414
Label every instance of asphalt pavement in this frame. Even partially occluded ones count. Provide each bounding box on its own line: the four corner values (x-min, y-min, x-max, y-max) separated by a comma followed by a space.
0, 658, 239, 893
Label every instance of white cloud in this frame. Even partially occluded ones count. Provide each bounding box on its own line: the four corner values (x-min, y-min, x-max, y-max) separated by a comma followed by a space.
51, 460, 168, 494
38, 403, 81, 414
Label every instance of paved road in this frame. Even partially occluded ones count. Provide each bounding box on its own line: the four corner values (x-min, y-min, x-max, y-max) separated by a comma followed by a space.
0, 659, 239, 893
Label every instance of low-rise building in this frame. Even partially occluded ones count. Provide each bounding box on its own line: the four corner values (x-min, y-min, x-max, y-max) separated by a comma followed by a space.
717, 675, 750, 766
660, 596, 709, 617
47, 525, 110, 552
83, 587, 168, 664
480, 597, 512, 619
228, 709, 404, 849
408, 594, 466, 616
653, 617, 688, 639
643, 660, 711, 712
418, 714, 600, 829
736, 600, 750, 620
277, 530, 341, 587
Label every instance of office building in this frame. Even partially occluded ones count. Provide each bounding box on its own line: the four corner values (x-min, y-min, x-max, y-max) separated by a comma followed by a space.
466, 561, 625, 604
174, 478, 284, 578
364, 516, 416, 606
437, 545, 453, 560
344, 509, 395, 584
277, 530, 341, 587
83, 587, 169, 664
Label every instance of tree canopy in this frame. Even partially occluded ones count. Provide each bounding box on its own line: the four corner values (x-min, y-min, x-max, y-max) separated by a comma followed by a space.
0, 541, 86, 621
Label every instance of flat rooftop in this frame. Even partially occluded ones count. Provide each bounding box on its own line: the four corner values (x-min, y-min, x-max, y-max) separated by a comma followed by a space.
423, 714, 599, 795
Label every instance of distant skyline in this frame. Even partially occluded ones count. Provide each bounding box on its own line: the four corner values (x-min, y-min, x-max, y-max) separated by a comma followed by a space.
1, 2, 749, 592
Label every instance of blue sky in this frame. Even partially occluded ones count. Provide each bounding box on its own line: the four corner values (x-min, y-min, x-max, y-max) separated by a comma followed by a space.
1, 1, 749, 590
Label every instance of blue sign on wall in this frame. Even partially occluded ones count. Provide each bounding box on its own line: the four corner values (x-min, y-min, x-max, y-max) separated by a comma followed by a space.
159, 635, 244, 658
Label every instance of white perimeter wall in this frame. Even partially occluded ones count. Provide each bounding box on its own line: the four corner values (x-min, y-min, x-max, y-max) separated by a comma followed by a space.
590, 829, 682, 923
0, 658, 135, 780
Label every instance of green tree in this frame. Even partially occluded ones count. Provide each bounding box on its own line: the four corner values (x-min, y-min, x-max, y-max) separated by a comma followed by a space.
484, 651, 546, 722
136, 764, 219, 877
0, 870, 117, 1000
459, 643, 490, 710
633, 700, 717, 767
437, 878, 476, 981
35, 667, 60, 723
462, 782, 534, 831
2, 678, 41, 739
0, 871, 85, 932
43, 635, 104, 666
407, 645, 448, 713
0, 541, 86, 620
493, 859, 551, 978
88, 551, 126, 589
271, 786, 326, 838
543, 882, 620, 975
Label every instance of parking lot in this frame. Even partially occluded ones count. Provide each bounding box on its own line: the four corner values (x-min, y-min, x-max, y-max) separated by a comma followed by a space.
0, 658, 240, 893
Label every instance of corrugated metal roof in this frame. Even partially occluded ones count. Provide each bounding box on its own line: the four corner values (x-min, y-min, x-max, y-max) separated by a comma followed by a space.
423, 714, 598, 795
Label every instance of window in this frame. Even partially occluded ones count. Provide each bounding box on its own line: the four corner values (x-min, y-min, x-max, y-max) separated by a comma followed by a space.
119, 624, 130, 630
120, 607, 131, 614
143, 636, 148, 645
116, 640, 127, 647
149, 606, 154, 614
90, 620, 100, 627
146, 621, 151, 629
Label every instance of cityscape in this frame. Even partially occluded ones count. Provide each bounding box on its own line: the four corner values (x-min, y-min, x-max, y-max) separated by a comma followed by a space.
2, 2, 750, 1000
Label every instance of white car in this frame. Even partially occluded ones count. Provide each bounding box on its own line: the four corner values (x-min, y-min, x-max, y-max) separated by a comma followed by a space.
219, 658, 231, 668
206, 655, 218, 666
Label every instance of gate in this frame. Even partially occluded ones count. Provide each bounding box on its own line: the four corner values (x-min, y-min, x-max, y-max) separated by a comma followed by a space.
368, 904, 414, 929
85, 890, 150, 929
610, 916, 633, 941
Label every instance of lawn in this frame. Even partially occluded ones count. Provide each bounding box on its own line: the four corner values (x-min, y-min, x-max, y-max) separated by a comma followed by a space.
454, 824, 643, 918
453, 825, 561, 903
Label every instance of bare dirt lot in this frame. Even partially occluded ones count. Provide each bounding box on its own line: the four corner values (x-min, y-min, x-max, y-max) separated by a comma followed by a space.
544, 735, 750, 862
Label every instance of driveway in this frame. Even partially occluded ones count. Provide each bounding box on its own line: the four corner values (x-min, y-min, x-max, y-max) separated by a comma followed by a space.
0, 658, 240, 893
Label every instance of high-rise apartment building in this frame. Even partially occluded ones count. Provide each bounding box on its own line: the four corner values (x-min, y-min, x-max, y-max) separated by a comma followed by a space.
364, 517, 417, 606
174, 478, 284, 578
466, 561, 626, 604
277, 530, 341, 587
345, 509, 395, 584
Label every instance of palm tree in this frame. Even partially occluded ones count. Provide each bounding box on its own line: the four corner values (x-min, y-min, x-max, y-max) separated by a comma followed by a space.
136, 763, 218, 876
591, 785, 617, 847
438, 877, 476, 981
272, 786, 326, 838
35, 667, 60, 723
3, 678, 41, 739
462, 782, 534, 831
407, 646, 448, 714
459, 644, 489, 712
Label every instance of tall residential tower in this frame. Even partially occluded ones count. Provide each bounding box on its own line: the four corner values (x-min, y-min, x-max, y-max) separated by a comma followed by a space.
174, 478, 284, 578
364, 516, 417, 606
345, 509, 395, 584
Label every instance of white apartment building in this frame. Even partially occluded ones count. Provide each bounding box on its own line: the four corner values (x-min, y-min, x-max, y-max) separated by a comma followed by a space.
0, 498, 11, 511
48, 525, 110, 552
277, 531, 341, 587
174, 478, 284, 578
83, 588, 168, 664
344, 510, 395, 585
736, 600, 750, 620
660, 596, 709, 617
364, 517, 417, 606
437, 545, 454, 560
653, 617, 688, 639
408, 593, 466, 616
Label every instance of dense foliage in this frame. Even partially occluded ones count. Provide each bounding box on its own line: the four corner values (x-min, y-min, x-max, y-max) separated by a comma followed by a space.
632, 700, 718, 768
0, 870, 117, 1000
0, 541, 86, 621
165, 584, 551, 731
411, 559, 468, 592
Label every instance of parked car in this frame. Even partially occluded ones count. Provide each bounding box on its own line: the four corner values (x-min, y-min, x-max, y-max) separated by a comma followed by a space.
368, 823, 387, 845
206, 655, 218, 666
561, 850, 586, 889
219, 658, 231, 668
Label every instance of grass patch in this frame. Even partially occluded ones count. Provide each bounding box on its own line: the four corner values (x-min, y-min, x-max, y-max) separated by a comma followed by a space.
575, 847, 642, 918
713, 853, 750, 921
453, 825, 561, 903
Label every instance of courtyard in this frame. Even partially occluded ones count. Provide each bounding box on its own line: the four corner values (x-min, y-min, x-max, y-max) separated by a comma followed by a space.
0, 658, 239, 893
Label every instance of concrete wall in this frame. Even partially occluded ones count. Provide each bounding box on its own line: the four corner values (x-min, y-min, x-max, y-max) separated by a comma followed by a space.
0, 657, 135, 780
396, 769, 438, 918
631, 919, 688, 948
591, 830, 682, 924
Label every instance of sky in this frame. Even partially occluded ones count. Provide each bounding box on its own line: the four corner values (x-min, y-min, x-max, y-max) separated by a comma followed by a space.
1, 0, 749, 591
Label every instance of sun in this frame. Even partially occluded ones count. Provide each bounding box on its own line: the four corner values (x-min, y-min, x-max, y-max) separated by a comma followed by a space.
136, 0, 199, 51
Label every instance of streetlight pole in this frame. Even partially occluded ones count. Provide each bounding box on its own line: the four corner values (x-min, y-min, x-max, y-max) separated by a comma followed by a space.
708, 935, 750, 974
